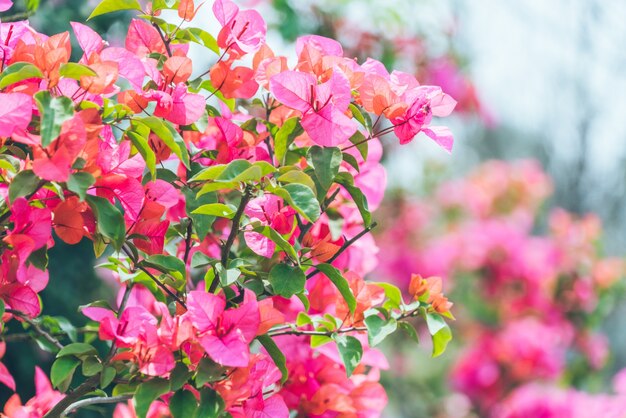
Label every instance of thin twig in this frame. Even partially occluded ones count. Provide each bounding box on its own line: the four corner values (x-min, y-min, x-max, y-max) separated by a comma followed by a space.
61, 395, 133, 417
122, 247, 187, 309
268, 325, 367, 337
43, 375, 101, 418
151, 22, 172, 57
210, 187, 253, 292
183, 219, 193, 267
6, 309, 64, 350
1, 328, 97, 344
267, 308, 421, 338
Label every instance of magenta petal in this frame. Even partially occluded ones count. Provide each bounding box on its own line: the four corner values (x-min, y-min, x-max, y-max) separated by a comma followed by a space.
200, 334, 250, 367
166, 85, 205, 126
0, 93, 32, 138
0, 362, 15, 391
222, 297, 260, 342
34, 366, 53, 396
270, 71, 315, 113
212, 0, 239, 26
430, 92, 457, 117
139, 345, 175, 376
244, 231, 276, 258
423, 125, 454, 153
71, 22, 104, 57
0, 0, 12, 12
301, 106, 356, 147
5, 285, 41, 317
245, 394, 290, 418
185, 291, 226, 332
82, 307, 114, 322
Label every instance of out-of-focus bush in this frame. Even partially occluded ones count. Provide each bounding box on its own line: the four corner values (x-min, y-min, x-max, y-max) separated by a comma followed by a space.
375, 160, 626, 417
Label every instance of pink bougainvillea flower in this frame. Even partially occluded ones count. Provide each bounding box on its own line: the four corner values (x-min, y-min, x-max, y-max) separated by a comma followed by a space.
270, 69, 356, 146
4, 197, 52, 252
0, 93, 32, 138
210, 61, 259, 99
184, 290, 260, 367
94, 174, 145, 222
244, 194, 296, 258
391, 86, 457, 152
149, 83, 205, 126
213, 0, 266, 57
2, 367, 64, 417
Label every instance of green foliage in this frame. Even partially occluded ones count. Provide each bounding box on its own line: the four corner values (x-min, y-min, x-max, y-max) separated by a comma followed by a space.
34, 91, 75, 147
269, 263, 306, 298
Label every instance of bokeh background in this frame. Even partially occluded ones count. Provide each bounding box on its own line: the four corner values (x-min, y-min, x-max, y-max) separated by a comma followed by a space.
2, 0, 626, 416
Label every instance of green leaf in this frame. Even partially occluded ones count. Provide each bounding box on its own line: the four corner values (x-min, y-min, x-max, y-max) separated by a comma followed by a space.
67, 172, 95, 201
9, 170, 39, 202
0, 62, 44, 89
218, 160, 275, 183
311, 333, 333, 347
57, 343, 97, 359
0, 300, 4, 319
59, 63, 97, 79
100, 366, 116, 388
342, 152, 360, 173
364, 314, 397, 347
347, 130, 368, 160
270, 184, 320, 222
315, 264, 356, 315
34, 91, 75, 147
86, 195, 126, 251
252, 225, 299, 262
268, 263, 305, 298
371, 282, 403, 310
134, 117, 190, 169
195, 358, 225, 387
175, 28, 219, 54
51, 357, 80, 392
26, 0, 40, 12
274, 117, 303, 164
276, 170, 316, 192
81, 356, 103, 376
348, 103, 369, 131
127, 129, 156, 180
216, 263, 241, 286
334, 173, 372, 226
257, 335, 288, 384
425, 313, 452, 357
134, 378, 170, 418
309, 146, 342, 191
184, 188, 217, 240
192, 203, 235, 219
142, 255, 186, 281
333, 334, 362, 377
89, 0, 142, 19
194, 388, 225, 418
189, 164, 228, 182
398, 321, 419, 344
170, 390, 198, 418
170, 363, 193, 391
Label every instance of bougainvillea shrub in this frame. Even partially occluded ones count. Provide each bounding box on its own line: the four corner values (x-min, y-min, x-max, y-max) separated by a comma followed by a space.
375, 160, 626, 417
0, 0, 457, 416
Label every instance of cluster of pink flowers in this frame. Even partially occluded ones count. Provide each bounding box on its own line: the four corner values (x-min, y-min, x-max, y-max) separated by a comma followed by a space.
0, 0, 458, 416
282, 1, 493, 124
376, 159, 625, 415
